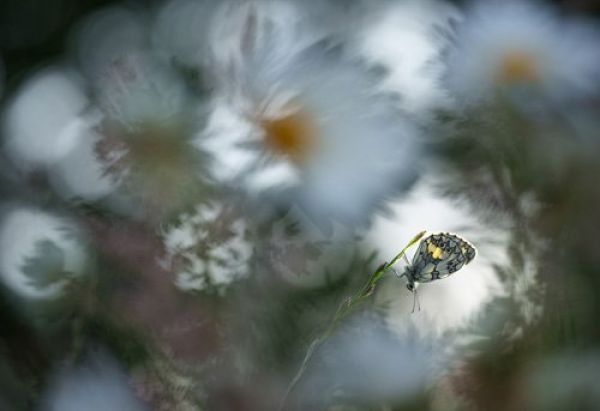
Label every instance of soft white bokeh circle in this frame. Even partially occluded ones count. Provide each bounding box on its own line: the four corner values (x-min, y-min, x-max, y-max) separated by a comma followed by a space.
0, 207, 87, 299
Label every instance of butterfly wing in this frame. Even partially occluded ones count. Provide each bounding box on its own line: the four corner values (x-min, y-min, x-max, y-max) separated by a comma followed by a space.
410, 233, 476, 283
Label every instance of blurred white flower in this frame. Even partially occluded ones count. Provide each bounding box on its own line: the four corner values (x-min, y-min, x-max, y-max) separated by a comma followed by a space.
40, 351, 146, 411
199, 0, 420, 225
68, 5, 211, 220
161, 202, 252, 292
0, 207, 88, 299
88, 51, 205, 219
2, 67, 88, 169
2, 63, 120, 203
444, 0, 600, 105
308, 315, 438, 405
365, 179, 507, 334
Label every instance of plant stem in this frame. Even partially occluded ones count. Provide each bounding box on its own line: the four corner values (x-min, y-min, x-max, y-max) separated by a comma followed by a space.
277, 230, 426, 411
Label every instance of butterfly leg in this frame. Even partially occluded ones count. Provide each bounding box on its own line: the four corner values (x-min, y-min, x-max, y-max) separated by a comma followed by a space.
391, 267, 404, 278
411, 289, 422, 313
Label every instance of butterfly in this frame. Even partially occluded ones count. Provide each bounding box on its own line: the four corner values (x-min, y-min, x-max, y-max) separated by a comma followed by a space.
396, 232, 476, 312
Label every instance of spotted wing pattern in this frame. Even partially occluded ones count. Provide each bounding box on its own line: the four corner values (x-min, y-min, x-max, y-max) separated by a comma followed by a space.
410, 233, 476, 283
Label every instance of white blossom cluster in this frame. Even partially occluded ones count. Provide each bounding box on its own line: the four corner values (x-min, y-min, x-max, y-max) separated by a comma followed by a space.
161, 202, 253, 292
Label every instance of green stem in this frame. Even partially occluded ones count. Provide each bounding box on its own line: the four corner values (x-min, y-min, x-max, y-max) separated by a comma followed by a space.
277, 230, 426, 411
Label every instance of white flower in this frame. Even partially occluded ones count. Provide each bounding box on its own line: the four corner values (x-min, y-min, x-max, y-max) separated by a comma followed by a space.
2, 67, 88, 169
309, 315, 437, 405
365, 179, 508, 334
88, 50, 204, 219
444, 0, 600, 106
0, 207, 88, 299
161, 202, 252, 292
2, 64, 120, 202
62, 6, 206, 217
40, 351, 145, 411
199, 0, 420, 225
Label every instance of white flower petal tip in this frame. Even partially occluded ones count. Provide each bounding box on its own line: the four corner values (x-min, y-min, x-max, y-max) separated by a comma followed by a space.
3, 68, 88, 169
358, 0, 461, 118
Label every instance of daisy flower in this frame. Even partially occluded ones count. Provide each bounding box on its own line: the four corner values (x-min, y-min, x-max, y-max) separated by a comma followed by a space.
199, 0, 420, 226
444, 0, 600, 105
93, 53, 206, 220
72, 6, 208, 220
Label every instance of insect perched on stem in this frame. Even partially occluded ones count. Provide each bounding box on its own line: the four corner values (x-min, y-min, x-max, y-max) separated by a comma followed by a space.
395, 232, 477, 312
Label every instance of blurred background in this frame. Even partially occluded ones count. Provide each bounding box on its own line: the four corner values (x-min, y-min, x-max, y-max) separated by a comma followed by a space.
1, 0, 600, 410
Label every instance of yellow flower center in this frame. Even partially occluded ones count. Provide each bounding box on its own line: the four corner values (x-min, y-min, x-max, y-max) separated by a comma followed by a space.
496, 50, 539, 84
114, 122, 200, 211
260, 110, 316, 164
126, 124, 191, 177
